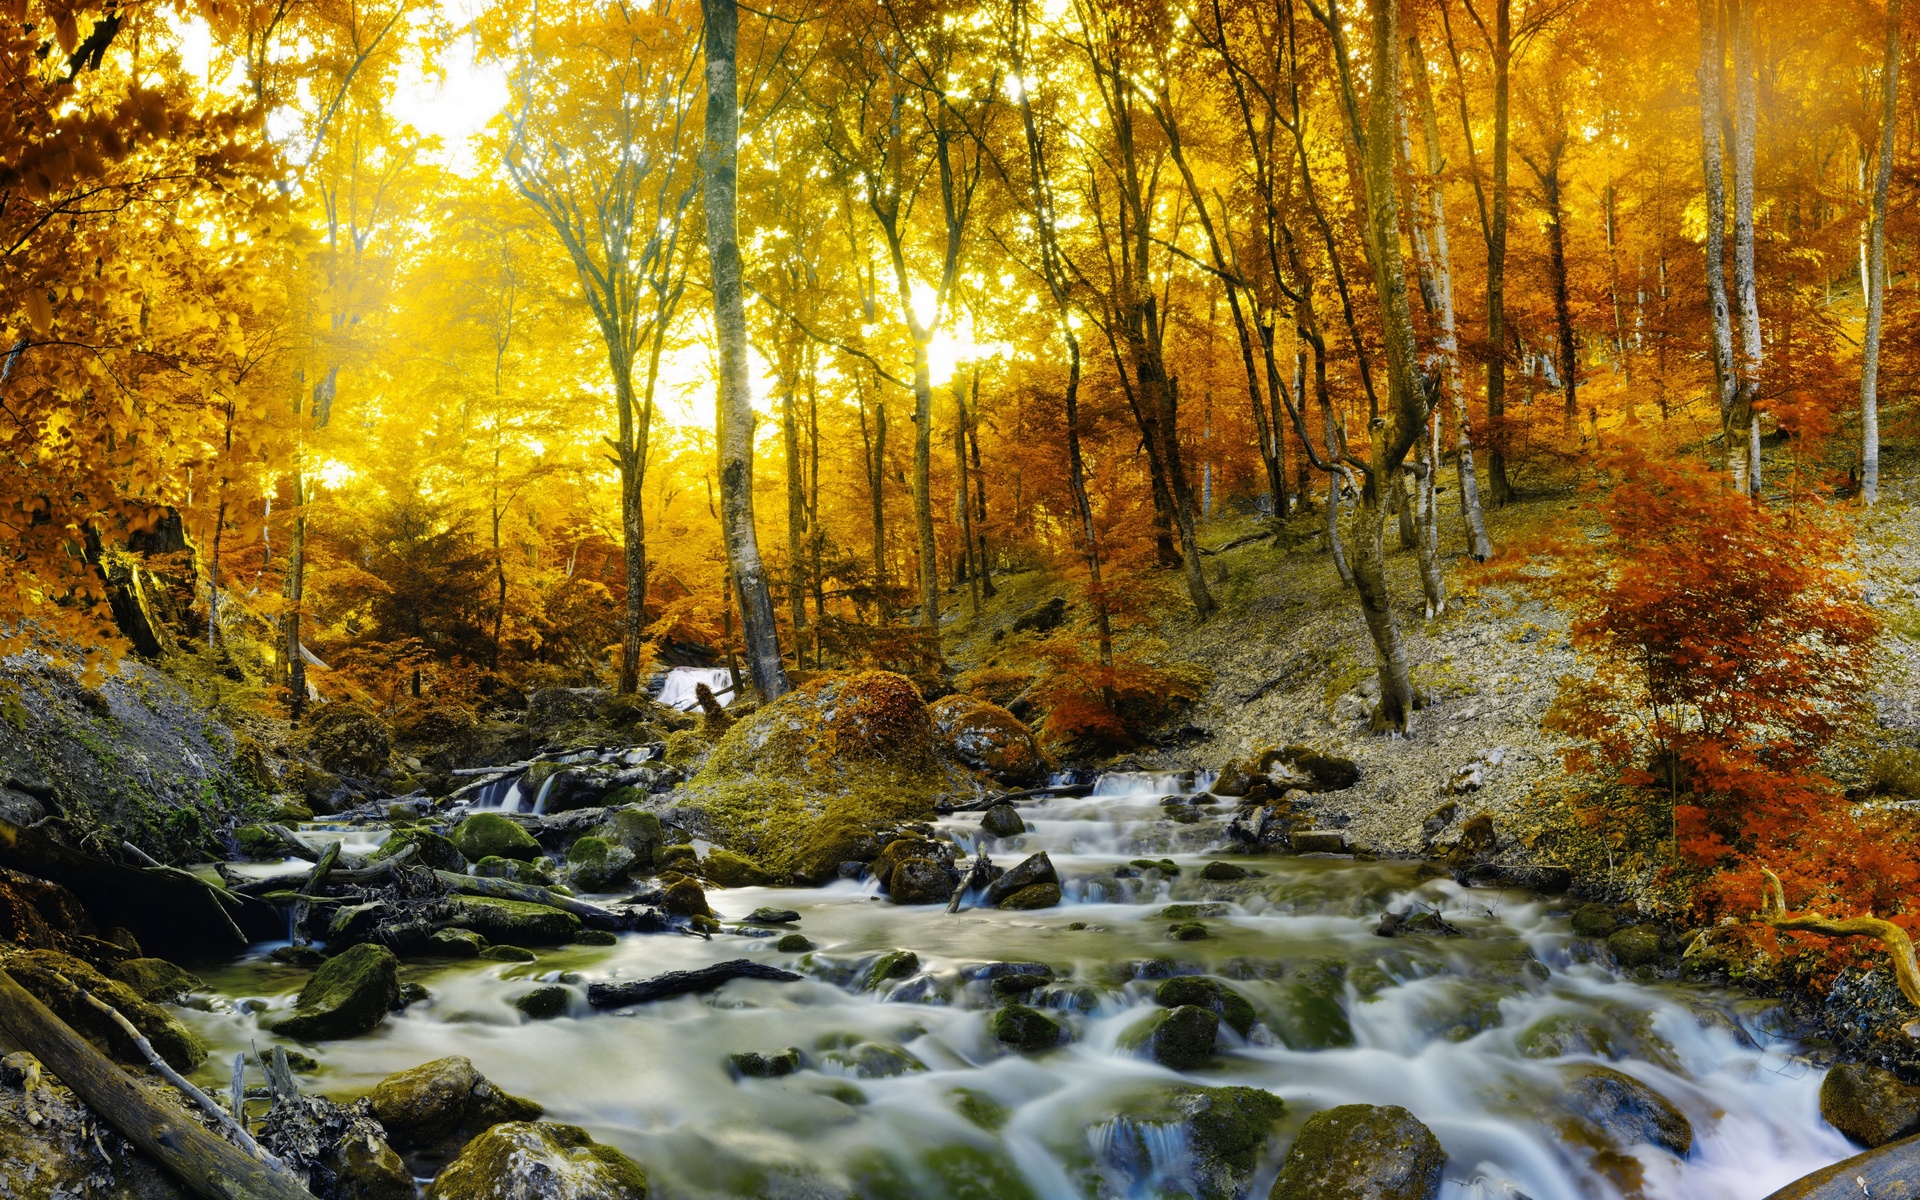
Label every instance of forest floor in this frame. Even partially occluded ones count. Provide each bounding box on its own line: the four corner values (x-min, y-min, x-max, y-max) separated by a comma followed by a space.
941, 444, 1920, 904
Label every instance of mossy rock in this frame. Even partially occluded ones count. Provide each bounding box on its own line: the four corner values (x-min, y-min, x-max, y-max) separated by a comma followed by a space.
1104, 1085, 1285, 1200
1122, 1004, 1219, 1070
951, 1087, 1010, 1130
1820, 1061, 1920, 1147
370, 827, 467, 873
6, 949, 207, 1071
1162, 903, 1228, 920
923, 1143, 1039, 1200
988, 1003, 1063, 1052
428, 928, 487, 958
596, 808, 663, 866
1155, 976, 1257, 1037
730, 1048, 803, 1078
678, 671, 980, 874
233, 823, 285, 861
474, 855, 555, 886
701, 848, 774, 888
861, 950, 921, 990
655, 844, 698, 873
776, 933, 814, 952
1168, 921, 1211, 941
999, 882, 1061, 910
369, 1055, 543, 1152
1199, 861, 1254, 881
660, 877, 713, 918
1606, 926, 1663, 967
1270, 1104, 1444, 1200
108, 957, 204, 1003
450, 813, 541, 862
927, 694, 1046, 786
663, 729, 711, 771
1516, 1013, 1618, 1060
426, 1121, 647, 1200
1570, 904, 1619, 939
568, 837, 637, 892
270, 943, 400, 1042
443, 896, 582, 946
1268, 960, 1354, 1050
980, 803, 1026, 838
480, 945, 537, 963
986, 851, 1058, 906
814, 1035, 926, 1078
1560, 1064, 1692, 1155
515, 985, 568, 1019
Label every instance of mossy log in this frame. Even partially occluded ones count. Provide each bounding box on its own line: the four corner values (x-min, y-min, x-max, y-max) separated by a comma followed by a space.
0, 967, 317, 1200
1762, 1130, 1920, 1198
431, 869, 663, 932
586, 959, 801, 1009
1754, 867, 1920, 1022
938, 783, 1092, 814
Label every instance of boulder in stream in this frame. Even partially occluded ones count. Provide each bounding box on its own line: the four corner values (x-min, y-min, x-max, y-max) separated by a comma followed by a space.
1124, 1004, 1220, 1070
700, 848, 773, 887
987, 851, 1059, 907
1155, 976, 1257, 1037
271, 942, 401, 1041
1606, 926, 1663, 968
369, 1055, 544, 1154
1269, 1103, 1444, 1200
988, 1003, 1064, 1052
889, 857, 957, 905
108, 956, 205, 1003
1559, 1064, 1692, 1156
370, 828, 466, 873
3, 947, 207, 1070
567, 837, 637, 892
428, 1121, 649, 1200
1099, 1085, 1286, 1200
980, 803, 1027, 838
927, 694, 1046, 785
442, 896, 582, 946
1820, 1061, 1920, 1148
451, 813, 541, 862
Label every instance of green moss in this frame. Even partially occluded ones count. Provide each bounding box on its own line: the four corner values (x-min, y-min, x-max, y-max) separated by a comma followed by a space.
1870, 747, 1920, 797
233, 823, 284, 860
270, 943, 399, 1041
444, 896, 582, 946
951, 1087, 1010, 1130
451, 813, 541, 862
923, 1144, 1038, 1200
989, 1004, 1063, 1052
1268, 960, 1353, 1050
1155, 977, 1257, 1037
370, 828, 466, 872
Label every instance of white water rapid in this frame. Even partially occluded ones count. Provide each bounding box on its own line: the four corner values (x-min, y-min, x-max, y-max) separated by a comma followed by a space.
175, 773, 1854, 1199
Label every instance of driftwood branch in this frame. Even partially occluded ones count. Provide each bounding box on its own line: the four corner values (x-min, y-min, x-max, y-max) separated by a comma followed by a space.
0, 967, 317, 1200
432, 869, 650, 931
586, 959, 801, 1009
1753, 865, 1920, 1017
938, 783, 1092, 814
946, 850, 993, 914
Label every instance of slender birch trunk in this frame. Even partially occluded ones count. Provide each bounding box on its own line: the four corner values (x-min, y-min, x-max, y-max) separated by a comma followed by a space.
701, 0, 787, 701
1731, 0, 1763, 495
1864, 0, 1902, 505
1696, 0, 1739, 473
1486, 0, 1514, 505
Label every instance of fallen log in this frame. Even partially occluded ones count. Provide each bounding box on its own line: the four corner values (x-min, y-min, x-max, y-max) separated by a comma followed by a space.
0, 966, 317, 1200
938, 783, 1093, 814
266, 826, 320, 863
1762, 1131, 1920, 1198
586, 959, 802, 1009
288, 844, 340, 949
946, 850, 993, 915
432, 869, 660, 932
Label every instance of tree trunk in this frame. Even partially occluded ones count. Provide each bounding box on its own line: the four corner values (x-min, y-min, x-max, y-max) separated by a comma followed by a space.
954, 379, 980, 615
783, 380, 807, 656
1158, 372, 1215, 616
908, 340, 940, 630
967, 386, 995, 597
281, 471, 306, 719
1541, 153, 1578, 425
701, 0, 787, 701
862, 393, 889, 618
1864, 0, 1903, 505
1731, 0, 1763, 495
1485, 0, 1514, 505
1408, 31, 1492, 560
1696, 0, 1739, 473
616, 368, 647, 695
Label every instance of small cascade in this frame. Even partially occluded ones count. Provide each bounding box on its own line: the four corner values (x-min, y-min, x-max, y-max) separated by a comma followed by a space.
655, 666, 735, 711
529, 772, 558, 816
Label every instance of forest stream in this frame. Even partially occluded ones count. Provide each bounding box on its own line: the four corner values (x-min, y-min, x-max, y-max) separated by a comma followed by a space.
179, 771, 1854, 1200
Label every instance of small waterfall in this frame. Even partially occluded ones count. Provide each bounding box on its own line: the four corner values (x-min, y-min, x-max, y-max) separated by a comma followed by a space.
468, 775, 525, 813
655, 667, 735, 711
1090, 1117, 1193, 1197
530, 773, 558, 816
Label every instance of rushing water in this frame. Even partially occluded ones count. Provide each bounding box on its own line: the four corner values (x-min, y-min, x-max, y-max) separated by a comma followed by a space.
175, 775, 1852, 1199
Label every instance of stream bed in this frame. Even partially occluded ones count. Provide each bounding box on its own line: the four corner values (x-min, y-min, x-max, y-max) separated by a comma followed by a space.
179, 774, 1851, 1199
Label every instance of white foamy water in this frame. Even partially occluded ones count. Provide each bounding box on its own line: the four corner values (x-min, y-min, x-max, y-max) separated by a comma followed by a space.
174, 776, 1855, 1200
657, 667, 736, 712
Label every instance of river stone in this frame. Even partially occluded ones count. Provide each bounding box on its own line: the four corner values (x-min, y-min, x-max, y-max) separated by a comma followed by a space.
452, 812, 542, 862
370, 1055, 544, 1152
306, 704, 393, 776
6, 948, 207, 1071
443, 896, 582, 946
989, 1003, 1064, 1052
987, 851, 1059, 905
369, 827, 466, 872
1561, 1064, 1692, 1155
776, 933, 814, 952
746, 907, 800, 925
474, 855, 555, 886
568, 837, 637, 892
1125, 1004, 1220, 1070
699, 847, 772, 888
1607, 926, 1663, 968
429, 928, 488, 957
928, 695, 1046, 785
234, 823, 286, 860
980, 803, 1026, 838
731, 1047, 803, 1077
1156, 976, 1257, 1037
870, 836, 948, 890
1571, 903, 1619, 938
108, 956, 204, 1003
1270, 1103, 1444, 1200
427, 1121, 648, 1200
862, 950, 921, 989
660, 877, 713, 918
1820, 1062, 1920, 1147
890, 857, 956, 905
1200, 860, 1255, 881
1269, 960, 1353, 1050
1168, 921, 1210, 941
816, 1036, 926, 1077
511, 985, 565, 1019
1516, 1013, 1618, 1060
1103, 1085, 1286, 1200
595, 808, 663, 867
481, 945, 538, 963
271, 943, 401, 1041
998, 882, 1061, 910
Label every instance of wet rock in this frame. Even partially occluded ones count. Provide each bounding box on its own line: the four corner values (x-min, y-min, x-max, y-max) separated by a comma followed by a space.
989, 1003, 1064, 1052
0, 1051, 190, 1198
1130, 857, 1181, 876
815, 1034, 926, 1077
1463, 863, 1573, 893
701, 848, 774, 887
776, 933, 814, 952
306, 703, 393, 777
567, 837, 637, 892
1292, 830, 1348, 854
991, 974, 1045, 999
474, 855, 555, 886
594, 808, 663, 869
1101, 1085, 1286, 1200
1227, 802, 1296, 851
428, 928, 487, 958
1125, 1004, 1219, 1069
998, 882, 1061, 910
369, 827, 466, 873
1156, 976, 1257, 1037
1270, 1103, 1445, 1200
445, 896, 582, 946
1561, 1064, 1692, 1155
272, 944, 328, 967
1375, 908, 1463, 938
1168, 921, 1210, 941
655, 843, 699, 874
427, 1121, 648, 1200
1820, 1061, 1920, 1147
928, 694, 1046, 786
108, 956, 204, 1003
1607, 926, 1663, 968
660, 877, 713, 918
745, 907, 800, 924
1199, 861, 1255, 881
575, 929, 618, 946
1571, 904, 1619, 938
480, 945, 537, 963
5, 948, 206, 1070
369, 1055, 544, 1154
1517, 1013, 1618, 1060
886, 974, 957, 1004
1268, 960, 1353, 1050
890, 857, 957, 905
861, 950, 921, 989
515, 985, 569, 1019
980, 803, 1027, 838
272, 943, 401, 1041
986, 851, 1058, 906
731, 1048, 803, 1078
537, 766, 621, 815
1162, 903, 1229, 920
451, 813, 541, 862
1273, 745, 1360, 793
870, 836, 950, 890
